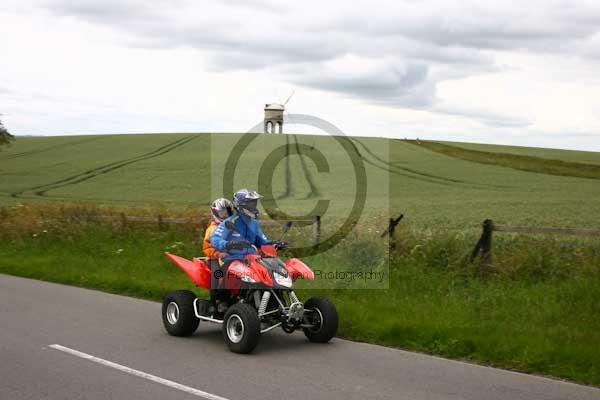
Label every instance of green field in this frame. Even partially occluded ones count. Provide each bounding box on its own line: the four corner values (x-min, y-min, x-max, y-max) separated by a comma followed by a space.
0, 134, 212, 205
1, 133, 600, 385
2, 133, 600, 230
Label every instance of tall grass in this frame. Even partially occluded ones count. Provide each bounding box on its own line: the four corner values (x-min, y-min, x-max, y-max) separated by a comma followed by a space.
1, 204, 599, 385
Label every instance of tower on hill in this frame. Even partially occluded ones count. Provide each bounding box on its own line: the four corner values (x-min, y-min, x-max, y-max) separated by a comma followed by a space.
264, 103, 284, 134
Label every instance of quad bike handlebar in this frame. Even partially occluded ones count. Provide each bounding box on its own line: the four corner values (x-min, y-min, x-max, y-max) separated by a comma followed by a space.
225, 239, 288, 252
273, 240, 288, 250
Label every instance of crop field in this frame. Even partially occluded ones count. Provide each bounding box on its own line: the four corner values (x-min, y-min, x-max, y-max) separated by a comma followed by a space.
1, 132, 599, 230
0, 134, 212, 205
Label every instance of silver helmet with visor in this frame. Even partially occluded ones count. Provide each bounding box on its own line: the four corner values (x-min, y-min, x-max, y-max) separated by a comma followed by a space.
210, 198, 234, 223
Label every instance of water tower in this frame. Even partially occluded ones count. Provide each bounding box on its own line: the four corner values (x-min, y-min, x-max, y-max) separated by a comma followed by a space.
263, 103, 284, 134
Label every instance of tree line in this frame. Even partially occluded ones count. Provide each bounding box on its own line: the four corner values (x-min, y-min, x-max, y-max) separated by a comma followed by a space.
0, 117, 14, 149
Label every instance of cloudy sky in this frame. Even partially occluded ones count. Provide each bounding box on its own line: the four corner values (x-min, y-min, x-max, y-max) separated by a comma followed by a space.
1, 0, 600, 150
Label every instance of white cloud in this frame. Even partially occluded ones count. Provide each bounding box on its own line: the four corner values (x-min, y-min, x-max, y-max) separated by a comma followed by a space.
0, 0, 599, 150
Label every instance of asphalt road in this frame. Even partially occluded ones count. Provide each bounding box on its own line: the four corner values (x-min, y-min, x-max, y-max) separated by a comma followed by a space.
1, 274, 599, 400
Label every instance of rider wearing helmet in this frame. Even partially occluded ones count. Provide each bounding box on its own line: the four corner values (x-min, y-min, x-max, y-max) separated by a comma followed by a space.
210, 189, 271, 263
204, 198, 233, 313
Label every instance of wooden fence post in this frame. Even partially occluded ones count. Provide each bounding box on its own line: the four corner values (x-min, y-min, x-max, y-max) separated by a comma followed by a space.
313, 215, 321, 243
380, 214, 404, 252
381, 214, 404, 238
481, 219, 493, 263
120, 213, 127, 230
470, 219, 494, 263
283, 220, 294, 234
0, 206, 7, 221
158, 214, 164, 231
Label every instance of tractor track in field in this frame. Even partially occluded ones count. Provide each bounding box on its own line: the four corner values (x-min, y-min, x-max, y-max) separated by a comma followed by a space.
280, 135, 293, 199
10, 135, 197, 198
345, 138, 454, 186
351, 138, 466, 184
1, 136, 106, 160
349, 138, 512, 189
292, 135, 321, 198
285, 135, 467, 193
276, 135, 321, 200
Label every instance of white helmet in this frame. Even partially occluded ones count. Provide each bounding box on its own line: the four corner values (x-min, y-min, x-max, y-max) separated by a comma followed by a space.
210, 198, 233, 223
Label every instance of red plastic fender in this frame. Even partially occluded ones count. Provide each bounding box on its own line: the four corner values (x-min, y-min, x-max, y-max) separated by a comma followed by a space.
164, 252, 211, 290
226, 260, 253, 281
260, 244, 277, 258
285, 258, 315, 281
229, 256, 274, 287
250, 255, 274, 286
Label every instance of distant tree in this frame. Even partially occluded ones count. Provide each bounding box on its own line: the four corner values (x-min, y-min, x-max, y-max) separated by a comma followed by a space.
0, 117, 14, 149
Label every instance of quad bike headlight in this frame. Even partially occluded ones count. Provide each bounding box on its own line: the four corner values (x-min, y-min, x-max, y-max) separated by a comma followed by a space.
274, 272, 292, 287
241, 274, 256, 283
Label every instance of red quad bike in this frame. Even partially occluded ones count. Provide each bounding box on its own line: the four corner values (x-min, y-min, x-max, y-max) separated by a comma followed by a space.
162, 242, 338, 354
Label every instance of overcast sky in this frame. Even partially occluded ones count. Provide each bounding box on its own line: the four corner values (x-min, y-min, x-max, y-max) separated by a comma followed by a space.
1, 0, 600, 151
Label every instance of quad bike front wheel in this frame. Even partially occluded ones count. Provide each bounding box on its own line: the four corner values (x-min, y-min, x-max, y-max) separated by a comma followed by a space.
303, 296, 338, 343
222, 303, 260, 354
162, 290, 200, 336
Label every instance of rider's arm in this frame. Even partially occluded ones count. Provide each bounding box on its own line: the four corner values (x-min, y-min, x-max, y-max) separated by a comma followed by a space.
253, 221, 271, 247
210, 221, 230, 252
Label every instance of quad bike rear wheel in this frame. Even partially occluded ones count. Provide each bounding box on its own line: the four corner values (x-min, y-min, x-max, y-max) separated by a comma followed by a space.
303, 296, 338, 343
162, 290, 200, 336
222, 303, 260, 354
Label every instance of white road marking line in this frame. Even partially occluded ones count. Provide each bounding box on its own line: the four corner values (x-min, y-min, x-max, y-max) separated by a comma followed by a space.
48, 344, 230, 400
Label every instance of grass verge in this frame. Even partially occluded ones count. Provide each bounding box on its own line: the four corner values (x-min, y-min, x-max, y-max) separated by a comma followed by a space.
1, 206, 599, 386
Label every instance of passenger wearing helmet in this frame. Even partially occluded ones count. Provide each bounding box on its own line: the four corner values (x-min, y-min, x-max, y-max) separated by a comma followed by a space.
203, 198, 233, 259
210, 189, 271, 263
204, 198, 233, 314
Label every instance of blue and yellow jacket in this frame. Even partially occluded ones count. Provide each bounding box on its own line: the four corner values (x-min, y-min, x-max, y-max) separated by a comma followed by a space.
210, 213, 270, 261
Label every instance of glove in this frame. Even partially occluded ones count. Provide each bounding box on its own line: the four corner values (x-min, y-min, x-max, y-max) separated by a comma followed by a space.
225, 240, 251, 250
273, 240, 288, 250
